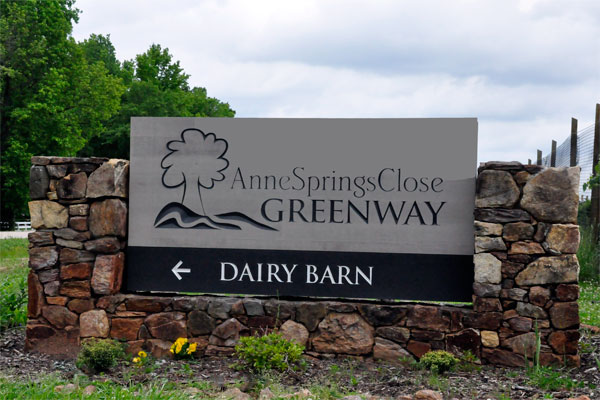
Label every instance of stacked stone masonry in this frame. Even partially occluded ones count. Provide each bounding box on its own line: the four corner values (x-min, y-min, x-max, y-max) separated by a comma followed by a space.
26, 157, 581, 366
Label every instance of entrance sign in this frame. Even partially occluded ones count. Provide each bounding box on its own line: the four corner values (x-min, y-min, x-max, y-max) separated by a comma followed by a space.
128, 118, 478, 301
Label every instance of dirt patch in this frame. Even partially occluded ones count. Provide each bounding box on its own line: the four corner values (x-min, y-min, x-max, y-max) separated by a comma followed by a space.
1, 327, 598, 399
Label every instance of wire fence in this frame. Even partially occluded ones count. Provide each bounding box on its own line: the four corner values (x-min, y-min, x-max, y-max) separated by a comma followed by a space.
541, 123, 595, 201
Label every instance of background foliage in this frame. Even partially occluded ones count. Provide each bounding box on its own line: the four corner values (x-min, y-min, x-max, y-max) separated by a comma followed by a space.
0, 0, 234, 225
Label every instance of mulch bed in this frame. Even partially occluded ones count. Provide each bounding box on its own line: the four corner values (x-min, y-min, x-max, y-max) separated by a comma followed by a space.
1, 327, 598, 399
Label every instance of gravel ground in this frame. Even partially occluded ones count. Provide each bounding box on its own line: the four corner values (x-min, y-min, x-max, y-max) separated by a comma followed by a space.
0, 327, 598, 399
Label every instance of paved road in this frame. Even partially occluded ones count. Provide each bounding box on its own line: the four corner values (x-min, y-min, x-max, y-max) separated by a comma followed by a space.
0, 231, 32, 239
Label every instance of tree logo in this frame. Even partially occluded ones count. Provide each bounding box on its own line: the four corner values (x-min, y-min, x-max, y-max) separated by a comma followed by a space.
154, 128, 276, 231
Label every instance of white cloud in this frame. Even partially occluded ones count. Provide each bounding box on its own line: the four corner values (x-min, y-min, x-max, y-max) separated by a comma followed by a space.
72, 0, 600, 163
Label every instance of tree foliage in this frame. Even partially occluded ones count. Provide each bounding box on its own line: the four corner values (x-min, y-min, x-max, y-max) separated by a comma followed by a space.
0, 0, 124, 222
0, 1, 235, 225
80, 43, 235, 160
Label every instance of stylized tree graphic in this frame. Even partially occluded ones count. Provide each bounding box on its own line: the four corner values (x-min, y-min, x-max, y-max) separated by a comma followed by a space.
161, 128, 229, 215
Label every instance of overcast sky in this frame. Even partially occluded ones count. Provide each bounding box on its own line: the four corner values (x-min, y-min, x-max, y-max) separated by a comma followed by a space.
71, 0, 599, 163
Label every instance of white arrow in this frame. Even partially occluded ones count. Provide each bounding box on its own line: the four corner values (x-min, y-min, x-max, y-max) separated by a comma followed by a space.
172, 260, 191, 280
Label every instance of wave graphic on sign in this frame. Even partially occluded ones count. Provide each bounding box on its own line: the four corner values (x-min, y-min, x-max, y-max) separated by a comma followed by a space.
154, 203, 277, 231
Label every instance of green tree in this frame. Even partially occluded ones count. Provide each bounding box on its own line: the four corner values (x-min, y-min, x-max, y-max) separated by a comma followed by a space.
80, 44, 235, 160
0, 0, 124, 224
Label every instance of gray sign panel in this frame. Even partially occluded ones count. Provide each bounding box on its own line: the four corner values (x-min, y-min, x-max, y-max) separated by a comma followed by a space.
128, 118, 477, 300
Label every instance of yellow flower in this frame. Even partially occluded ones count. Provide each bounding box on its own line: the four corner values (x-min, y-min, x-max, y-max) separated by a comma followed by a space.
187, 343, 198, 354
138, 351, 147, 358
133, 357, 141, 363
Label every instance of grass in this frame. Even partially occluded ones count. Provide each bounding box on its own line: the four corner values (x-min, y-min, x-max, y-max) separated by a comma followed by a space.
0, 238, 29, 331
0, 375, 218, 400
580, 281, 600, 327
578, 226, 599, 282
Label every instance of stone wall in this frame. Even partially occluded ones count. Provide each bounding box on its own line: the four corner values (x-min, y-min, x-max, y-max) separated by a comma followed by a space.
26, 157, 581, 366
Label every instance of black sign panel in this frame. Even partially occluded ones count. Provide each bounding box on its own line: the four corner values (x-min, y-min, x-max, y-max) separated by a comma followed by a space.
127, 247, 473, 301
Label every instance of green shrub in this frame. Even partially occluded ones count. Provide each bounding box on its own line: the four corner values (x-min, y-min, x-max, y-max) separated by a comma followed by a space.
76, 338, 126, 373
234, 332, 304, 372
578, 226, 599, 282
419, 350, 459, 374
0, 265, 28, 332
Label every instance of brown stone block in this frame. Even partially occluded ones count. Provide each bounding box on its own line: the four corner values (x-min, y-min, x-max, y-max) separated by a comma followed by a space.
125, 340, 145, 356
115, 311, 147, 317
446, 328, 480, 356
69, 216, 88, 231
474, 208, 531, 223
29, 200, 69, 229
503, 332, 536, 356
80, 310, 110, 338
411, 330, 445, 341
84, 237, 120, 253
86, 159, 129, 198
60, 248, 95, 264
548, 330, 579, 354
29, 246, 59, 270
545, 224, 580, 254
91, 253, 125, 295
96, 294, 129, 312
144, 312, 187, 341
189, 337, 209, 356
515, 255, 578, 286
187, 310, 216, 336
555, 284, 579, 301
126, 297, 170, 312
28, 231, 54, 247
46, 296, 68, 306
508, 317, 533, 332
67, 298, 95, 314
25, 324, 80, 359
89, 199, 127, 238
28, 271, 45, 318
30, 166, 50, 200
37, 268, 58, 284
475, 170, 520, 208
295, 302, 327, 331
549, 302, 579, 329
205, 345, 235, 357
44, 281, 60, 296
146, 339, 174, 358
279, 320, 309, 347
42, 305, 78, 329
59, 280, 91, 298
57, 172, 87, 199
520, 167, 579, 223
482, 348, 526, 367
509, 241, 545, 255
111, 318, 144, 341
529, 286, 550, 307
312, 313, 374, 355
407, 305, 450, 332
463, 312, 502, 330
406, 340, 431, 358
209, 318, 249, 347
54, 228, 91, 241
373, 337, 411, 362
503, 222, 535, 242
69, 204, 89, 216
473, 297, 502, 312
375, 326, 410, 343
60, 262, 92, 280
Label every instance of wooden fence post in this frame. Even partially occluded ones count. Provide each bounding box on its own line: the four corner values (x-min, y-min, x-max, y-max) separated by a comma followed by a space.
591, 104, 600, 244
537, 150, 542, 165
551, 140, 557, 167
570, 118, 578, 167
528, 158, 532, 165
